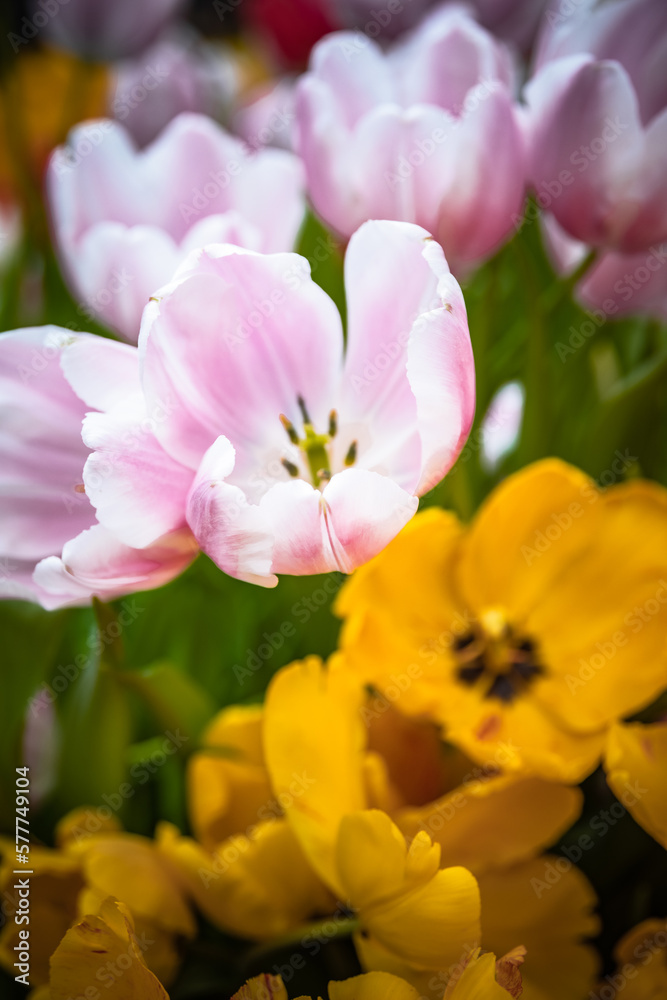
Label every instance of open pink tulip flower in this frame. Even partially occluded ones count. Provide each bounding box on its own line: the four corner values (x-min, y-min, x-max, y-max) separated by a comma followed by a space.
72, 221, 474, 587
0, 327, 197, 609
295, 6, 526, 272
47, 113, 306, 343
31, 0, 186, 61
524, 50, 667, 253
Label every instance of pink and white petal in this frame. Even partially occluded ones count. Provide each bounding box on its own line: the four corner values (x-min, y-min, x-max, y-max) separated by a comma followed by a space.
621, 107, 667, 252
0, 327, 95, 563
82, 401, 194, 549
260, 469, 418, 576
308, 33, 395, 127
295, 76, 366, 238
407, 282, 476, 494
33, 524, 198, 603
140, 248, 344, 471
578, 244, 667, 320
179, 212, 262, 256
432, 88, 526, 267
337, 220, 452, 492
60, 334, 141, 410
227, 149, 306, 253
526, 58, 644, 247
186, 436, 276, 587
68, 223, 182, 342
0, 557, 79, 610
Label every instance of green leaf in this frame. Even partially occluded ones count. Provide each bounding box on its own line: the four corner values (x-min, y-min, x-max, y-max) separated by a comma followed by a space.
117, 661, 216, 743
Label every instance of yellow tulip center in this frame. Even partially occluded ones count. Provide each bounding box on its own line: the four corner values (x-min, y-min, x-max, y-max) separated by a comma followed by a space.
279, 396, 357, 486
451, 609, 544, 703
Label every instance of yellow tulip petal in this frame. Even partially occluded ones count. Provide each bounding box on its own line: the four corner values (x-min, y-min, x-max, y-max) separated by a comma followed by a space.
478, 857, 600, 1000
444, 951, 518, 999
609, 918, 667, 999
158, 820, 332, 940
337, 811, 480, 971
604, 721, 667, 848
329, 971, 421, 1000
396, 776, 582, 876
232, 974, 290, 1000
525, 481, 667, 732
264, 657, 367, 892
55, 807, 123, 848
0, 844, 83, 986
458, 460, 596, 622
188, 704, 272, 849
70, 834, 196, 938
48, 898, 168, 1000
443, 694, 606, 784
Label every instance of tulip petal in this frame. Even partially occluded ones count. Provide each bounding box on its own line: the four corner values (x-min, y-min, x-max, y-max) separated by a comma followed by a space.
60, 333, 142, 410
140, 248, 343, 471
604, 721, 667, 848
186, 436, 277, 586
261, 469, 418, 576
33, 524, 197, 603
0, 327, 94, 566
82, 400, 194, 549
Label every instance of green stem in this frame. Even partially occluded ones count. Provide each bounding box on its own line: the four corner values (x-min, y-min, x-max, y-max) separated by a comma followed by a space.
92, 597, 125, 670
242, 916, 360, 971
512, 238, 549, 462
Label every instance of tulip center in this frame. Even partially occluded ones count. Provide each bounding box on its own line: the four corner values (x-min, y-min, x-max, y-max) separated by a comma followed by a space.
279, 396, 357, 487
451, 609, 544, 703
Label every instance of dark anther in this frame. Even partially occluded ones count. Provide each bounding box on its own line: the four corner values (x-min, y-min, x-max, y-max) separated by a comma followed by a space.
279, 414, 300, 445
457, 661, 485, 686
297, 394, 311, 425
516, 638, 535, 653
452, 632, 476, 651
344, 440, 358, 467
512, 661, 544, 681
328, 409, 338, 437
485, 674, 516, 703
281, 458, 299, 477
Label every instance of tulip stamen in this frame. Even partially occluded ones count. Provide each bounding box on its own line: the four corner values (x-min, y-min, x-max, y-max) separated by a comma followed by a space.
451, 624, 544, 704
280, 414, 300, 446
281, 458, 300, 477
344, 441, 358, 467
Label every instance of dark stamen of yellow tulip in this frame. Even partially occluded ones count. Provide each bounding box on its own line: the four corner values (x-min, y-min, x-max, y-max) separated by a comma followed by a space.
452, 628, 544, 703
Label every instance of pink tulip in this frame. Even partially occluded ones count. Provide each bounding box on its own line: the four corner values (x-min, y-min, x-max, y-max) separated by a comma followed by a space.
234, 79, 297, 151
31, 0, 186, 61
542, 213, 667, 320
47, 113, 305, 343
480, 380, 524, 471
110, 30, 237, 148
75, 221, 475, 585
295, 7, 526, 272
0, 327, 196, 609
524, 52, 667, 253
535, 0, 667, 126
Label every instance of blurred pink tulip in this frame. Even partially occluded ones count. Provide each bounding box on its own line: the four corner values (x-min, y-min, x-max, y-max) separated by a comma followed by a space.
295, 6, 526, 272
328, 0, 548, 48
75, 221, 474, 585
525, 47, 667, 253
535, 0, 667, 126
32, 0, 186, 61
542, 214, 667, 320
110, 30, 237, 148
0, 327, 196, 609
47, 113, 305, 343
234, 79, 297, 151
